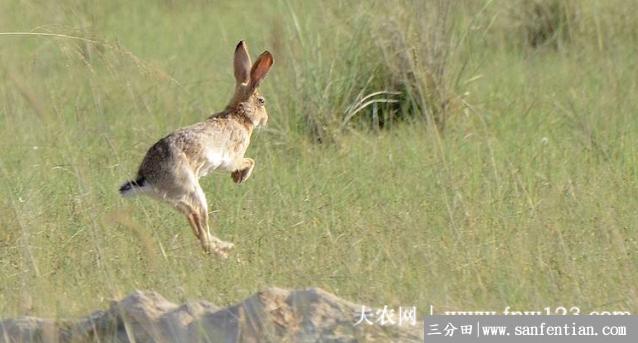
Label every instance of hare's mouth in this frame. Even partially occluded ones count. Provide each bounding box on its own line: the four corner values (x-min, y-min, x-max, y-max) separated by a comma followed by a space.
257, 118, 268, 128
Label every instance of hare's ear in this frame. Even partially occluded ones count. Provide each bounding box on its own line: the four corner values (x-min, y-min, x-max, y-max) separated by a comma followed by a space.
249, 51, 273, 89
234, 41, 251, 85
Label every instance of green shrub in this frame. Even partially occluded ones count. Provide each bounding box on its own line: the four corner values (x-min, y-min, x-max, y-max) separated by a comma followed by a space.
272, 0, 470, 144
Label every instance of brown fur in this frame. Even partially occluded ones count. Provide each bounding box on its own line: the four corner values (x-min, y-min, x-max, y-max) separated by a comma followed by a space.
121, 41, 273, 258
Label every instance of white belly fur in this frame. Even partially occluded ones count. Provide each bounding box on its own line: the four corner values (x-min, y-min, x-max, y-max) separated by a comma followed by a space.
199, 150, 237, 177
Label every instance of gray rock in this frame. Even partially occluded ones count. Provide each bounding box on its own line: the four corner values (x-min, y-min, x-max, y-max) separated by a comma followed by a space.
0, 288, 423, 342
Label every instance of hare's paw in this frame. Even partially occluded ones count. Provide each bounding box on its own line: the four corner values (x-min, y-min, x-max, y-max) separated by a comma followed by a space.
209, 241, 234, 259
202, 242, 229, 259
215, 240, 235, 257
231, 158, 255, 184
203, 236, 235, 259
231, 169, 246, 183
217, 240, 234, 251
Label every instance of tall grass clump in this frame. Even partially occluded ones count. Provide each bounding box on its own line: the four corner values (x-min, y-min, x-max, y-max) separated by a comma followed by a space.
494, 0, 638, 52
373, 0, 481, 133
509, 0, 578, 49
275, 0, 473, 143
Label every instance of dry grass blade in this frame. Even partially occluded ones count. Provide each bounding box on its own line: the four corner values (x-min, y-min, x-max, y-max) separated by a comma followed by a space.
0, 31, 184, 88
341, 91, 401, 129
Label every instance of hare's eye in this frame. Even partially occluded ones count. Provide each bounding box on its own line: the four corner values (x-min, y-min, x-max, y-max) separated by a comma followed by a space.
257, 97, 265, 106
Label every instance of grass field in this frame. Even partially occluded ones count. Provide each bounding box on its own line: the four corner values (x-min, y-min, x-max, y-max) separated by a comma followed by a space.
0, 0, 637, 319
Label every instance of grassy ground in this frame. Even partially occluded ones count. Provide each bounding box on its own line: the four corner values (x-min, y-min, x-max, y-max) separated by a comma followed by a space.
0, 0, 636, 318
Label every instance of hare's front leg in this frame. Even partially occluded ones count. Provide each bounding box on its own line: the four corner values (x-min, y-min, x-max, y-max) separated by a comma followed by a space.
231, 158, 255, 184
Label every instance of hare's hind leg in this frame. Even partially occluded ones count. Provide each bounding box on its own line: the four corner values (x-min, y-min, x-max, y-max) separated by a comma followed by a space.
231, 158, 255, 184
177, 196, 225, 257
191, 184, 234, 257
175, 202, 201, 240
158, 162, 233, 257
170, 183, 225, 256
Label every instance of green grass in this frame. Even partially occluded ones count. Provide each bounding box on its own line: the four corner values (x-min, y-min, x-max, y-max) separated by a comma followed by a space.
0, 0, 637, 319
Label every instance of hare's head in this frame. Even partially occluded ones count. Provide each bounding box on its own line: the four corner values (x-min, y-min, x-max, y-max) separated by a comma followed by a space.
228, 41, 274, 127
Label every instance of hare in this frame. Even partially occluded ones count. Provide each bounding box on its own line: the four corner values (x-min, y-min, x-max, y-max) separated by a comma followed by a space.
119, 41, 273, 258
